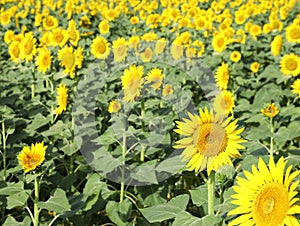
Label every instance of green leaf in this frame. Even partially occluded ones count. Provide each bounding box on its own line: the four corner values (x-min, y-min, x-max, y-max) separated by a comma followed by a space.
173, 211, 202, 226
189, 185, 207, 206
0, 182, 24, 195
60, 142, 79, 156
7, 190, 30, 209
140, 194, 189, 223
39, 188, 71, 214
26, 113, 51, 131
2, 216, 31, 226
106, 199, 132, 226
131, 161, 158, 184
156, 156, 185, 174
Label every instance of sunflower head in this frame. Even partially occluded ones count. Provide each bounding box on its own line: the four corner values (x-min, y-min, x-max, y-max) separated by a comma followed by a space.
213, 90, 235, 115
215, 62, 230, 90
18, 142, 47, 172
112, 37, 128, 63
35, 48, 52, 74
230, 51, 241, 62
174, 107, 246, 175
91, 36, 110, 60
171, 38, 184, 61
108, 100, 122, 113
56, 84, 68, 114
228, 157, 300, 226
261, 103, 279, 118
146, 68, 164, 90
291, 79, 300, 97
280, 53, 300, 77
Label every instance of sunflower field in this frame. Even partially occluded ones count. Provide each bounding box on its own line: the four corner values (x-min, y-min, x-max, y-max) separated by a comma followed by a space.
1, 0, 300, 225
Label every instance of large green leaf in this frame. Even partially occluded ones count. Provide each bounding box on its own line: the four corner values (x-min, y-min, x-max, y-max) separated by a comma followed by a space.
173, 211, 222, 226
7, 190, 30, 209
106, 199, 132, 226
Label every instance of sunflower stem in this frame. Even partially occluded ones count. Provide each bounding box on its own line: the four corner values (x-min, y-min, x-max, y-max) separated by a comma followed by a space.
120, 132, 126, 202
270, 117, 274, 158
140, 100, 145, 162
2, 121, 6, 181
33, 176, 40, 226
207, 171, 215, 215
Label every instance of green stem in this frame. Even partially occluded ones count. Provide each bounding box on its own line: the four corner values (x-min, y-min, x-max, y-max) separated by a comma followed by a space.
270, 117, 274, 158
31, 83, 35, 99
207, 171, 215, 215
2, 121, 6, 181
140, 101, 145, 162
120, 133, 126, 202
34, 176, 39, 226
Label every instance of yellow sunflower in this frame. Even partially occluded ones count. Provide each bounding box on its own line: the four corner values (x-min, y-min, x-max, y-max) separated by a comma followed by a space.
286, 23, 300, 43
271, 35, 283, 56
8, 40, 21, 63
174, 107, 246, 175
49, 28, 68, 47
141, 32, 158, 42
213, 90, 235, 115
280, 53, 300, 77
67, 20, 80, 46
98, 20, 110, 35
4, 30, 14, 44
127, 35, 140, 50
171, 38, 184, 61
58, 46, 83, 78
162, 84, 174, 96
35, 48, 52, 74
140, 47, 153, 62
112, 37, 128, 62
155, 38, 167, 56
228, 157, 300, 226
19, 32, 37, 62
43, 15, 58, 30
91, 36, 110, 60
212, 33, 228, 53
230, 51, 241, 62
250, 62, 260, 73
121, 65, 144, 102
215, 62, 230, 90
108, 100, 122, 113
291, 79, 300, 97
18, 142, 47, 172
146, 68, 164, 90
56, 84, 68, 114
261, 103, 279, 118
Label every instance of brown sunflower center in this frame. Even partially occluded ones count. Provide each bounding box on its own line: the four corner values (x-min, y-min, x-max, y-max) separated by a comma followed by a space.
197, 123, 227, 157
217, 37, 224, 47
286, 58, 297, 71
42, 55, 50, 66
96, 41, 106, 54
54, 33, 63, 43
46, 19, 54, 27
29, 157, 38, 166
253, 182, 289, 225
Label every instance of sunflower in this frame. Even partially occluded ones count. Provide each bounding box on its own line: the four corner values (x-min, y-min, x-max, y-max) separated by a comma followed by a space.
251, 62, 260, 73
91, 36, 110, 60
212, 33, 228, 53
108, 100, 122, 113
146, 68, 164, 90
171, 38, 184, 60
35, 48, 52, 74
271, 35, 283, 56
19, 32, 37, 62
58, 46, 83, 78
162, 84, 174, 96
155, 38, 167, 55
4, 30, 14, 44
17, 142, 47, 172
174, 108, 246, 174
140, 47, 153, 62
49, 28, 68, 47
141, 32, 158, 42
230, 51, 241, 62
280, 53, 300, 77
67, 20, 80, 46
43, 15, 58, 30
228, 157, 300, 226
127, 36, 140, 50
121, 65, 144, 102
213, 90, 235, 115
56, 84, 68, 114
8, 40, 21, 63
112, 37, 128, 62
291, 79, 300, 97
98, 20, 110, 35
215, 62, 230, 90
130, 16, 139, 25
261, 103, 279, 118
249, 24, 262, 38
286, 23, 300, 43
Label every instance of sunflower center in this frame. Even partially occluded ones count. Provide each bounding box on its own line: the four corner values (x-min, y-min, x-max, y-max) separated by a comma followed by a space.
54, 33, 63, 43
116, 45, 126, 56
46, 19, 54, 27
42, 55, 50, 66
96, 41, 106, 54
290, 28, 300, 40
63, 53, 75, 70
286, 58, 297, 71
29, 157, 38, 166
24, 41, 33, 55
217, 37, 224, 47
197, 123, 227, 157
253, 182, 289, 225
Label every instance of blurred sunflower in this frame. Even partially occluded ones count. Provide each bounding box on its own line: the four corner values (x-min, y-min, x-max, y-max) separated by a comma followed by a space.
49, 28, 68, 47
121, 65, 144, 102
43, 15, 58, 30
108, 100, 122, 113
228, 157, 300, 226
127, 36, 140, 50
291, 79, 300, 97
192, 40, 205, 57
155, 38, 167, 55
140, 47, 153, 62
56, 84, 68, 114
174, 107, 246, 174
67, 20, 80, 46
261, 103, 279, 118
141, 32, 158, 42
19, 32, 37, 62
280, 53, 300, 76
286, 23, 300, 43
230, 51, 241, 62
146, 68, 164, 90
171, 38, 184, 60
271, 35, 283, 56
18, 142, 47, 172
213, 90, 235, 115
215, 62, 230, 90
112, 37, 127, 62
35, 48, 52, 74
58, 46, 83, 78
91, 36, 110, 60
162, 84, 174, 96
212, 33, 227, 53
98, 20, 110, 35
4, 30, 14, 44
251, 62, 260, 73
8, 40, 21, 63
